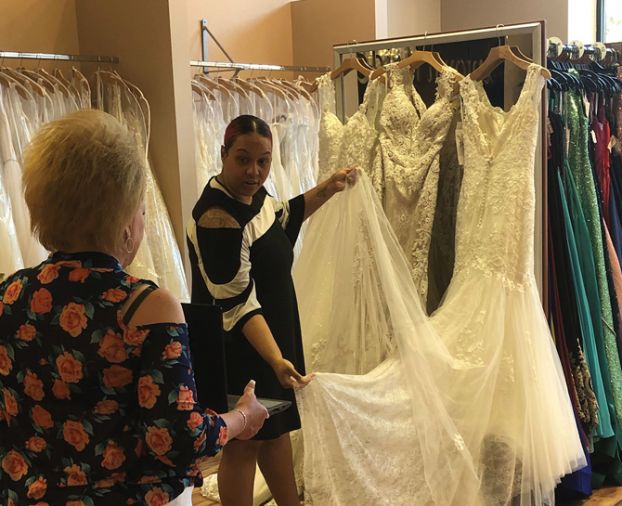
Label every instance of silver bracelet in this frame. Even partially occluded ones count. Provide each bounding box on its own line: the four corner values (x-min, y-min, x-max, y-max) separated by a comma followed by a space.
235, 408, 247, 431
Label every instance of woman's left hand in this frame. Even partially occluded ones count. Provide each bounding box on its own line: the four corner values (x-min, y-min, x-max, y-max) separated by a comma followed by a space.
327, 167, 359, 195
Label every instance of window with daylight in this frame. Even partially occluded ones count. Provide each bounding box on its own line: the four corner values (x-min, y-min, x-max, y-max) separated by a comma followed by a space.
601, 0, 622, 42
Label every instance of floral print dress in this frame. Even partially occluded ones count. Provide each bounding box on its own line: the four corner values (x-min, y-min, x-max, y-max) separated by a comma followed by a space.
0, 251, 227, 505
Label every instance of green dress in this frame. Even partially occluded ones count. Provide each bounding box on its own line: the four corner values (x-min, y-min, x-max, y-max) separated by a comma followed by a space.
567, 91, 622, 432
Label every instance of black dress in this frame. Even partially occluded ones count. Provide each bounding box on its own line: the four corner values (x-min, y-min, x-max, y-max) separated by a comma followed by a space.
187, 177, 306, 439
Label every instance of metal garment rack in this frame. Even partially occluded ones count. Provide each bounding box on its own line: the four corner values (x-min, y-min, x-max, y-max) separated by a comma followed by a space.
332, 21, 549, 302
194, 18, 329, 75
0, 50, 119, 64
190, 60, 330, 74
333, 21, 545, 119
546, 38, 619, 62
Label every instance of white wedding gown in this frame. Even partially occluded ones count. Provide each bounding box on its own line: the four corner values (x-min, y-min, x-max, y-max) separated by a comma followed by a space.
295, 64, 586, 505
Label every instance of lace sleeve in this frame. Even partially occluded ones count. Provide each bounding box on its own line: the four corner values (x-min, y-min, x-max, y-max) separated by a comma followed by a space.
136, 323, 228, 470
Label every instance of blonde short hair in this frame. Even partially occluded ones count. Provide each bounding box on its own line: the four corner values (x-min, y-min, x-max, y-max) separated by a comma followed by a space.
23, 109, 146, 253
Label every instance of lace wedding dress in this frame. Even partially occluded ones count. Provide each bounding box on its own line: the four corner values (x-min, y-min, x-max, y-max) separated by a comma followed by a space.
379, 65, 462, 308
295, 64, 585, 505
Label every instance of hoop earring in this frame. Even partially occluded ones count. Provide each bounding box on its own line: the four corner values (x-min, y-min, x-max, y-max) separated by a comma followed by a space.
124, 235, 134, 254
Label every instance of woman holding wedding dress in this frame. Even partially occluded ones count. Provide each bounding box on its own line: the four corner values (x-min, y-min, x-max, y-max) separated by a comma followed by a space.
187, 114, 355, 506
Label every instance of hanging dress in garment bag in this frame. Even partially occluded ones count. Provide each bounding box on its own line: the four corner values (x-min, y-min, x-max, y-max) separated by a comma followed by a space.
0, 86, 47, 267
296, 64, 585, 506
0, 92, 23, 277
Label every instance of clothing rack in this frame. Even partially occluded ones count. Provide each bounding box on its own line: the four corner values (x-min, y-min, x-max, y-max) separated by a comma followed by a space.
194, 18, 329, 75
0, 50, 119, 64
331, 21, 549, 303
189, 60, 330, 73
546, 38, 618, 62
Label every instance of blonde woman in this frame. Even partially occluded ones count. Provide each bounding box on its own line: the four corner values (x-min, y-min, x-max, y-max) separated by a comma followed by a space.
0, 110, 267, 505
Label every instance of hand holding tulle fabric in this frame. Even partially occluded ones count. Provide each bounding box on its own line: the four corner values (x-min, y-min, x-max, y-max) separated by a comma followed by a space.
303, 167, 360, 220
328, 167, 359, 194
272, 357, 315, 389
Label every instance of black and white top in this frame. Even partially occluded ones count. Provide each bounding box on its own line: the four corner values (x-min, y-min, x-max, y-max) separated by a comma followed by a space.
187, 177, 306, 439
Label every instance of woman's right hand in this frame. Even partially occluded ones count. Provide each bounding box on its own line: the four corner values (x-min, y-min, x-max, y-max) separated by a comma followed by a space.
234, 380, 269, 440
271, 358, 315, 389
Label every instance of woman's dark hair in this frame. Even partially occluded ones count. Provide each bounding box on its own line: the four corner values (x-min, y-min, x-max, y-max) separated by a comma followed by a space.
223, 115, 273, 152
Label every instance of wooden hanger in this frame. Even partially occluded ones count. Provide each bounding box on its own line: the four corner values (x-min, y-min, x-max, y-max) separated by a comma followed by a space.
53, 68, 82, 100
330, 56, 373, 80
231, 77, 265, 98
194, 74, 232, 96
370, 49, 458, 83
297, 80, 317, 94
37, 68, 72, 98
0, 71, 34, 101
252, 78, 288, 100
1, 67, 47, 97
192, 80, 216, 101
20, 68, 57, 95
216, 76, 251, 100
469, 45, 551, 81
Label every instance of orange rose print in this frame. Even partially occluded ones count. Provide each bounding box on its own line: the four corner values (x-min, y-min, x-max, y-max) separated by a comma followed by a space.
37, 264, 60, 284
101, 441, 126, 470
52, 379, 71, 400
63, 420, 90, 451
98, 330, 128, 363
56, 352, 83, 383
162, 340, 182, 360
0, 301, 3, 316
102, 288, 127, 303
176, 385, 195, 410
0, 345, 13, 376
68, 268, 90, 283
103, 365, 133, 388
94, 399, 119, 415
138, 375, 161, 409
144, 487, 170, 506
31, 405, 53, 429
187, 411, 203, 430
3, 388, 18, 417
64, 464, 87, 486
218, 426, 229, 446
26, 476, 47, 499
17, 323, 37, 342
66, 501, 85, 506
31, 288, 53, 314
1, 449, 28, 481
123, 327, 149, 346
24, 371, 45, 401
26, 436, 47, 453
3, 279, 23, 304
145, 426, 173, 455
59, 302, 88, 337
